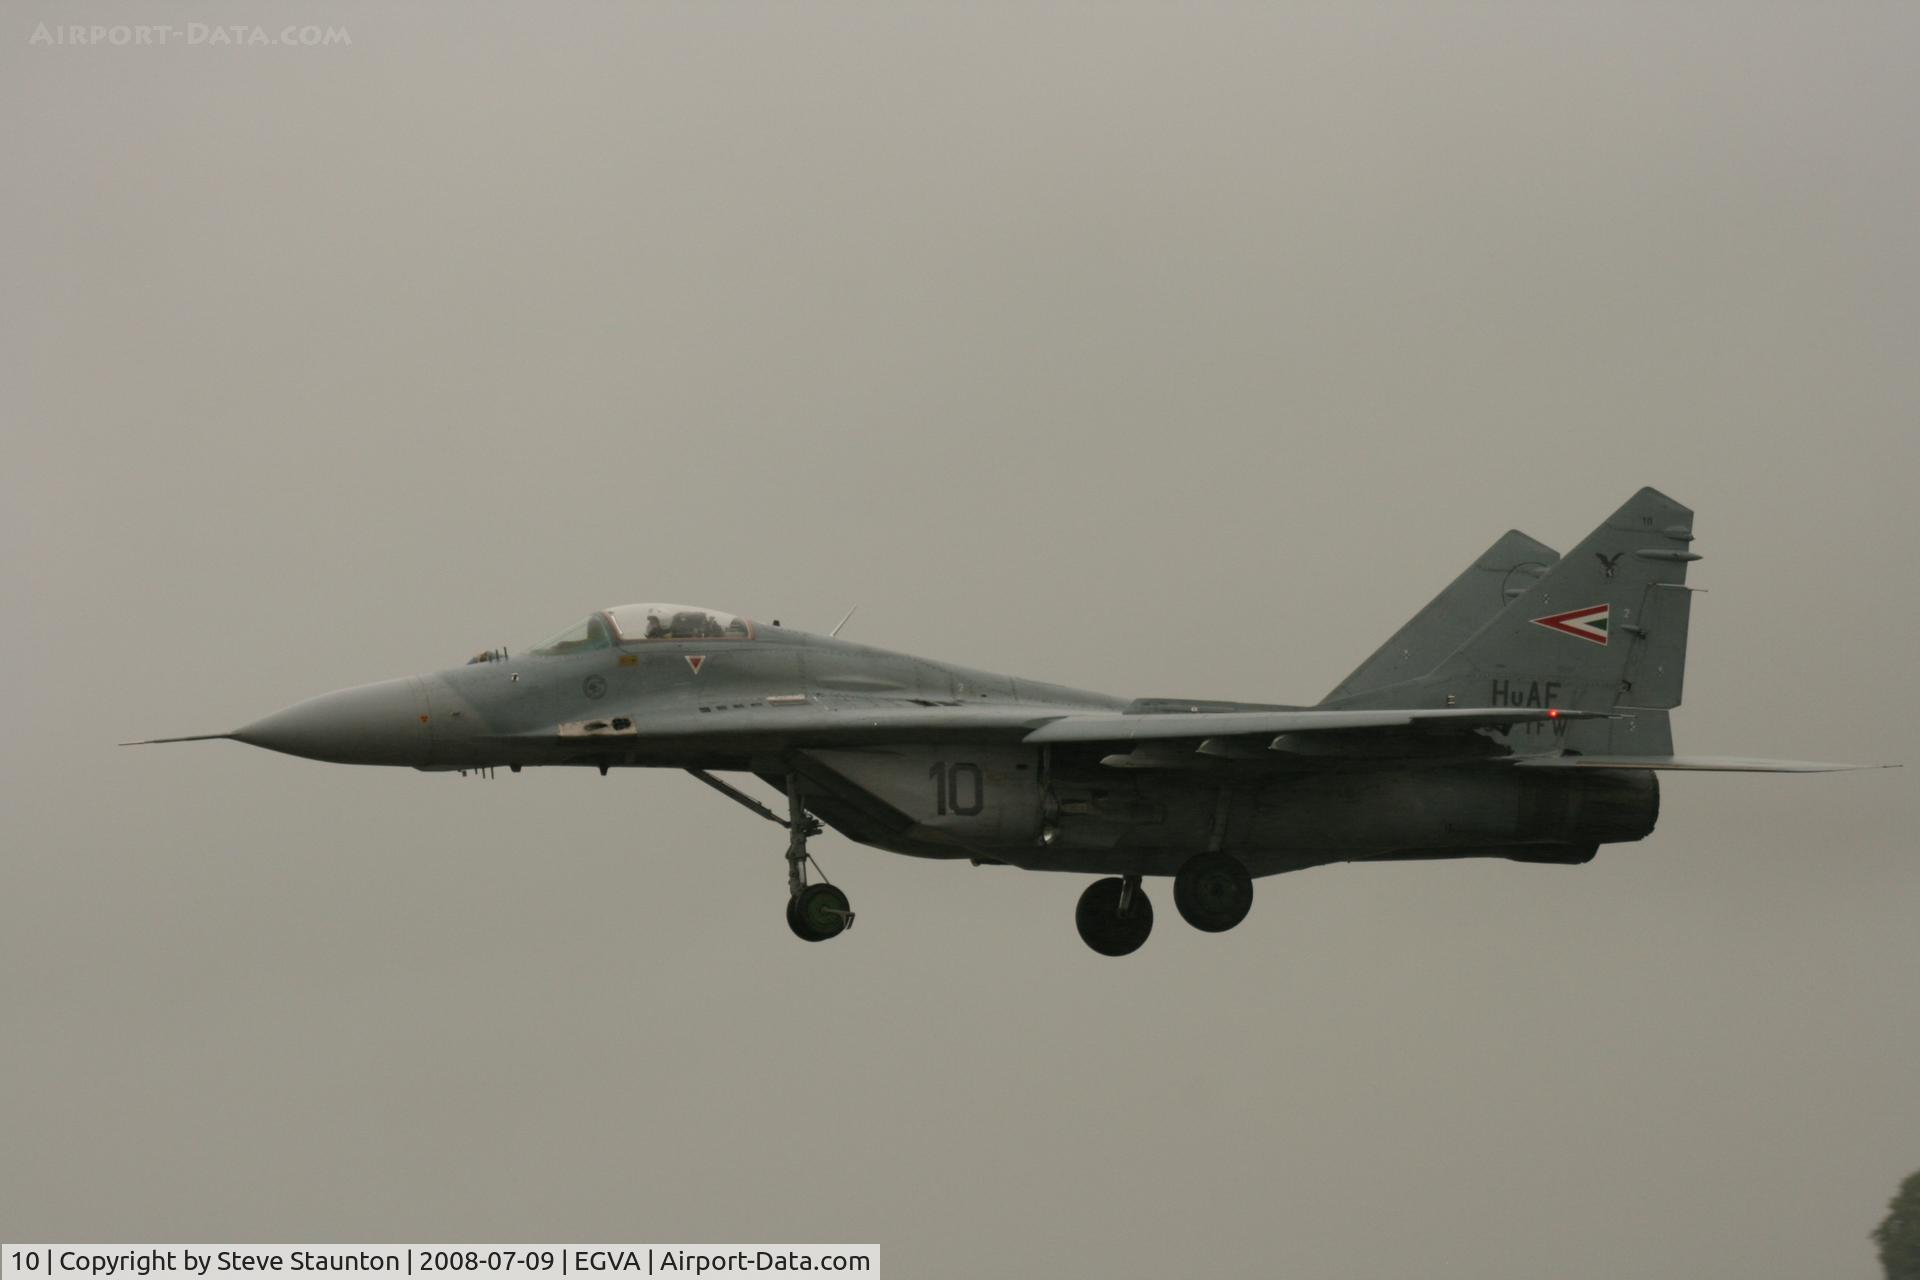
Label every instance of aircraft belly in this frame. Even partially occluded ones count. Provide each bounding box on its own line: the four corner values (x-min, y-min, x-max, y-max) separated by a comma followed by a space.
1014, 765, 1659, 876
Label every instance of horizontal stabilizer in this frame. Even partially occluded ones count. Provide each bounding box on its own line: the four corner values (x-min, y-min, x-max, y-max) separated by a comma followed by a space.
1513, 754, 1896, 773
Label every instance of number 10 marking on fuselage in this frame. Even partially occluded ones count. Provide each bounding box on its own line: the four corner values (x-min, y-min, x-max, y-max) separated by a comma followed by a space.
929, 761, 985, 816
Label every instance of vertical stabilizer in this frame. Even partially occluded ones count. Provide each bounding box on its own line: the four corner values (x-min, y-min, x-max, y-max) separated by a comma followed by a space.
1327, 529, 1559, 701
1328, 488, 1699, 754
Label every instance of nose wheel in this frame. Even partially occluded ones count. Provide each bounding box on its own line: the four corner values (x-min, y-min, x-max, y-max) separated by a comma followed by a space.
788, 883, 853, 942
1075, 875, 1153, 956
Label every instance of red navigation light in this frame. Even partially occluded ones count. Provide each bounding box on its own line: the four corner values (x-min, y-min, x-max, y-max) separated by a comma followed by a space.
1547, 708, 1560, 719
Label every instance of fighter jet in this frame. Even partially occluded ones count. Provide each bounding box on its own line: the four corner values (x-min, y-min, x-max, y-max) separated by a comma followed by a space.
128, 488, 1891, 955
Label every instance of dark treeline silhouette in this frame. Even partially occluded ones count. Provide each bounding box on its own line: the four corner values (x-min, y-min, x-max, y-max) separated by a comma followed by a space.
1876, 1170, 1920, 1279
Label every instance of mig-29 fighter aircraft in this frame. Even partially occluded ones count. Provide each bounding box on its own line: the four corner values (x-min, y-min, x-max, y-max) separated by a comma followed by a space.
128, 488, 1890, 955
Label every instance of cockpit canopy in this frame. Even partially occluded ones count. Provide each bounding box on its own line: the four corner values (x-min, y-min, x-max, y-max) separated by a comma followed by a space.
531, 603, 753, 655
607, 603, 753, 642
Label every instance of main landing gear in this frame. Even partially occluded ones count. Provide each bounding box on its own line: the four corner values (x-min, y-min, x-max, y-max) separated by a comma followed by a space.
686, 766, 854, 943
1075, 876, 1154, 956
1075, 853, 1254, 955
1173, 852, 1254, 933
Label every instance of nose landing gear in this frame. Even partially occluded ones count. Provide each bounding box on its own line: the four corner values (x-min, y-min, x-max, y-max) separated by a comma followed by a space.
782, 772, 852, 942
685, 765, 854, 942
1075, 875, 1154, 956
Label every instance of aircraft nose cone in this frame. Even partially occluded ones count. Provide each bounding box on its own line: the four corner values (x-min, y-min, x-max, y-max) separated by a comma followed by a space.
235, 677, 431, 765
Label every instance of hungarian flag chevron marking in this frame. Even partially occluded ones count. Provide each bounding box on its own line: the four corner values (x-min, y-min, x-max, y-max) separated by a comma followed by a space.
1532, 603, 1611, 645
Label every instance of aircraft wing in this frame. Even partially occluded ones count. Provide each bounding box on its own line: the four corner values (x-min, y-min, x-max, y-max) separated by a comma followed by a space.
1021, 707, 1603, 744
474, 703, 1889, 773
1511, 754, 1895, 773
1017, 715, 1892, 772
478, 703, 1599, 758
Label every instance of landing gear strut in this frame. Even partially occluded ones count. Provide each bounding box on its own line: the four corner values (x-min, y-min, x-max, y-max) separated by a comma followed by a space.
1075, 875, 1154, 956
685, 766, 853, 942
782, 772, 852, 942
1173, 852, 1253, 932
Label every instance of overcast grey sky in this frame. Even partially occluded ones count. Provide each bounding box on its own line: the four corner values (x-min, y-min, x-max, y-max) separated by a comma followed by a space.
3, 3, 1916, 1276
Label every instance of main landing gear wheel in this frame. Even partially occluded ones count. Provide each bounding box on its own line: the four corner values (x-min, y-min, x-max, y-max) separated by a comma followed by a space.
788, 883, 853, 942
1173, 852, 1253, 933
1075, 876, 1154, 956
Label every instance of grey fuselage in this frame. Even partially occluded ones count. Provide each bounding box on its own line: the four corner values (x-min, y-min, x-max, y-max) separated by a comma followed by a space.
235, 620, 1655, 881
